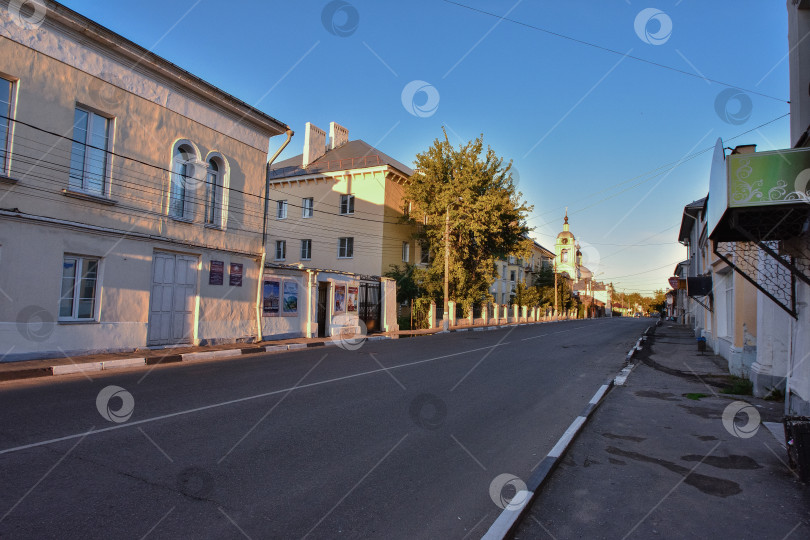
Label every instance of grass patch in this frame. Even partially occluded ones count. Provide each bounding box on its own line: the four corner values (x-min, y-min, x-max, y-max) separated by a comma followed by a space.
684, 393, 710, 401
720, 376, 753, 396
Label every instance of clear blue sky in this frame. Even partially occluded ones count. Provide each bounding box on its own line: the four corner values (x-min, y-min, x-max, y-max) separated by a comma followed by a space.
61, 0, 791, 294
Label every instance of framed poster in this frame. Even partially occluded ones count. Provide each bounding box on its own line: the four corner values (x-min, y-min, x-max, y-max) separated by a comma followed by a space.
347, 286, 358, 312
282, 280, 298, 316
229, 263, 243, 287
263, 280, 280, 316
334, 284, 346, 313
209, 260, 224, 285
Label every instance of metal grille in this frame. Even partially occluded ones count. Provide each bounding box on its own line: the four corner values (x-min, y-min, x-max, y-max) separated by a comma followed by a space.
714, 236, 810, 318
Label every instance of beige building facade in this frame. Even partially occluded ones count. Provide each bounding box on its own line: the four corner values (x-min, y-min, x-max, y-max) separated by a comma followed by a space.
262, 122, 412, 338
0, 0, 290, 360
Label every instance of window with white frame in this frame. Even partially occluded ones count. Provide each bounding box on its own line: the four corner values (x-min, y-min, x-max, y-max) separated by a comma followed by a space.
205, 158, 221, 226
302, 197, 313, 218
0, 77, 13, 176
169, 144, 195, 219
402, 241, 410, 262
69, 107, 111, 196
275, 240, 286, 261
338, 237, 354, 258
340, 194, 355, 215
277, 200, 288, 219
59, 256, 100, 320
561, 250, 568, 263
301, 239, 312, 260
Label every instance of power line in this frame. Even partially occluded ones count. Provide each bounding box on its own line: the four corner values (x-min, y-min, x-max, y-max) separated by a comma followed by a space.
441, 0, 788, 103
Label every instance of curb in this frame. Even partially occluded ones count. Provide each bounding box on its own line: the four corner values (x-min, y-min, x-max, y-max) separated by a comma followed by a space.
481, 327, 650, 540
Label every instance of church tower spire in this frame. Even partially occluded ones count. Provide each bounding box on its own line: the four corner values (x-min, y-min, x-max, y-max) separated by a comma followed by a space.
563, 208, 569, 232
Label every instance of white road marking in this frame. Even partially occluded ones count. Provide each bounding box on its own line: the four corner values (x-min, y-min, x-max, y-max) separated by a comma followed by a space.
0, 341, 513, 456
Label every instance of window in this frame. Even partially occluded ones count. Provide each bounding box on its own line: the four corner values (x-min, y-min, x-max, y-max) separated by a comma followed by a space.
420, 243, 430, 264
301, 239, 312, 260
340, 194, 355, 215
275, 240, 286, 260
302, 197, 314, 218
402, 242, 410, 262
0, 77, 13, 175
562, 250, 568, 263
276, 200, 288, 219
502, 265, 507, 280
510, 270, 516, 283
69, 107, 111, 195
205, 159, 220, 226
59, 256, 99, 320
169, 144, 195, 218
338, 237, 354, 258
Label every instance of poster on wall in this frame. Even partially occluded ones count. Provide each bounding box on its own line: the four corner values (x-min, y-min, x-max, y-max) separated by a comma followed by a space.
263, 280, 280, 316
229, 263, 243, 287
209, 260, 224, 285
282, 280, 298, 316
334, 285, 346, 313
347, 286, 358, 312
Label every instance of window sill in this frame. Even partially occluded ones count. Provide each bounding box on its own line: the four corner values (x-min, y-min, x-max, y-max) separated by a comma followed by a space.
62, 189, 116, 206
170, 215, 194, 224
58, 319, 98, 325
337, 257, 354, 260
204, 223, 224, 231
0, 174, 18, 185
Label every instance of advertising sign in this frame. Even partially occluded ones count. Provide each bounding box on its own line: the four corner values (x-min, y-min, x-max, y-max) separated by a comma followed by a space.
727, 146, 810, 208
209, 260, 224, 285
347, 286, 358, 312
263, 280, 280, 316
229, 263, 243, 287
282, 280, 298, 316
334, 285, 346, 313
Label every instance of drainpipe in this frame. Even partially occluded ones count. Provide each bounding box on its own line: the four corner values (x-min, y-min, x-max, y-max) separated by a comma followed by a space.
256, 128, 294, 343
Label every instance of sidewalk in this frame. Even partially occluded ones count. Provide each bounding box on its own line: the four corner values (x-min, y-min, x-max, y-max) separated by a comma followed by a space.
513, 323, 810, 539
0, 317, 568, 382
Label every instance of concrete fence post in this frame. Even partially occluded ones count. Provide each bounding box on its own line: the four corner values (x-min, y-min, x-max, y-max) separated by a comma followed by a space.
467, 307, 474, 326
448, 300, 456, 327
429, 301, 437, 329
481, 305, 488, 325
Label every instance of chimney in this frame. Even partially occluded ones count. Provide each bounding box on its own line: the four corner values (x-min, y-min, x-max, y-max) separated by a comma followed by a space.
329, 122, 349, 150
302, 122, 327, 168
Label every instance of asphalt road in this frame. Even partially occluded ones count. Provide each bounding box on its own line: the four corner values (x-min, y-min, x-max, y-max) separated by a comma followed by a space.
0, 318, 649, 539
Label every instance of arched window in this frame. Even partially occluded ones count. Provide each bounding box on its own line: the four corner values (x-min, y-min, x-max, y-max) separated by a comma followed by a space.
205, 159, 219, 225
204, 151, 230, 229
169, 143, 196, 219
562, 250, 568, 263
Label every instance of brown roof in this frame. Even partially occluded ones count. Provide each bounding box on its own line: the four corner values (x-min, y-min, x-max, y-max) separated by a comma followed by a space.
270, 140, 414, 180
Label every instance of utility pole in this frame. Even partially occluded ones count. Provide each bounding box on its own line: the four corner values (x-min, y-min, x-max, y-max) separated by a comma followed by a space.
442, 204, 450, 332
553, 260, 558, 317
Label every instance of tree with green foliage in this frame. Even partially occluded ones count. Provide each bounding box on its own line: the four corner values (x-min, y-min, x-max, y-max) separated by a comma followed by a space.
384, 263, 422, 304
511, 282, 540, 307
404, 130, 532, 313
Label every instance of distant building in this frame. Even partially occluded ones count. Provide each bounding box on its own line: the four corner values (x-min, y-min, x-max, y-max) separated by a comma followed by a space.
552, 211, 610, 316
264, 122, 413, 336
